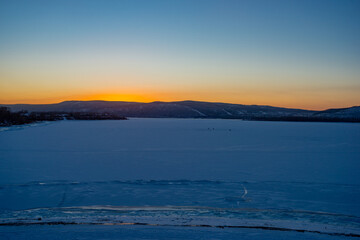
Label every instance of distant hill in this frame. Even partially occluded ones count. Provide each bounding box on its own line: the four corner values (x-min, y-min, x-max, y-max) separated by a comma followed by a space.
312, 106, 360, 119
1, 100, 360, 122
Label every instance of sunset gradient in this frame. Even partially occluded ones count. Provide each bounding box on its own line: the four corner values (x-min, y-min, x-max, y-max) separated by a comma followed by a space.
1, 0, 359, 110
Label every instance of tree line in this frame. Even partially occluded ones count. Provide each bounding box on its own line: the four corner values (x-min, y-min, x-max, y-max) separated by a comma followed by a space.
0, 107, 127, 126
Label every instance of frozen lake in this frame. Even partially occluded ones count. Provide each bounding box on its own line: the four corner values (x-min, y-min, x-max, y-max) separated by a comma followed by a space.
0, 119, 359, 239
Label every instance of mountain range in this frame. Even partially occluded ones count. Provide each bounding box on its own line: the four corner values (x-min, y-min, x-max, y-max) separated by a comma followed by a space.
2, 100, 360, 122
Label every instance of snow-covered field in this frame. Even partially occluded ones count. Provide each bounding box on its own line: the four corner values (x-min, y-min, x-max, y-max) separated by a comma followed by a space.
0, 119, 359, 239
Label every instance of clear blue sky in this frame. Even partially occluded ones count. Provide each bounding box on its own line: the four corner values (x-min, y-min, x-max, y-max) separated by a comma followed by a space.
1, 0, 359, 109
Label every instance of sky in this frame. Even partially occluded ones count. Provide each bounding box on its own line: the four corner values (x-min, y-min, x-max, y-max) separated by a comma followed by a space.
0, 0, 359, 110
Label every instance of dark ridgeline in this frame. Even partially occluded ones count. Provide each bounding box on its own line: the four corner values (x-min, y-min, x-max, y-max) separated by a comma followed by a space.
0, 107, 127, 127
1, 100, 360, 126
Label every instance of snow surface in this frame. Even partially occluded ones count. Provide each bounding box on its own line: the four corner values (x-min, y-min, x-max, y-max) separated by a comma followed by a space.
0, 119, 359, 239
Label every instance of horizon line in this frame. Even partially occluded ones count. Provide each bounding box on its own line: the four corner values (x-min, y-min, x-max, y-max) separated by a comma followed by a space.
1, 99, 358, 112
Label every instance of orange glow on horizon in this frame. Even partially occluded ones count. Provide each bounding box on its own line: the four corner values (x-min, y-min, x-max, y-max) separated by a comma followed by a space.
81, 93, 155, 103
0, 90, 358, 111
